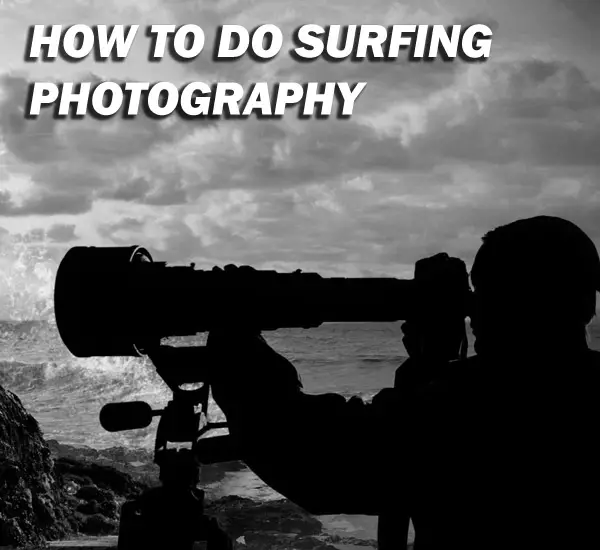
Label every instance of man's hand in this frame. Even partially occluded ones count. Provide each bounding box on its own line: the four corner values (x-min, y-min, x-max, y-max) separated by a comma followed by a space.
205, 265, 303, 418
211, 263, 259, 276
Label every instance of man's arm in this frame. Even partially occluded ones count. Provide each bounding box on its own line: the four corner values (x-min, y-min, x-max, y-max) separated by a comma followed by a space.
207, 331, 408, 516
204, 252, 468, 515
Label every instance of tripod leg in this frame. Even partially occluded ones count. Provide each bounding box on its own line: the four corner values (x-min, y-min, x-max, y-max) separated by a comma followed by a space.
116, 491, 194, 550
117, 500, 140, 550
117, 489, 234, 550
202, 516, 234, 550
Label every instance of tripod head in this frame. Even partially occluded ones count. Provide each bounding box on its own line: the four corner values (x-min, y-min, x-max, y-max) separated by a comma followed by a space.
99, 345, 237, 550
99, 345, 238, 477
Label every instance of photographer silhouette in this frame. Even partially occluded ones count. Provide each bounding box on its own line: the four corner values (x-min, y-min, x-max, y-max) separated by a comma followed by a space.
207, 215, 600, 550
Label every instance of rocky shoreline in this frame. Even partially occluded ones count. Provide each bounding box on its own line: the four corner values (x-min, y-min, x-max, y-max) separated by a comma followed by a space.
1, 384, 381, 550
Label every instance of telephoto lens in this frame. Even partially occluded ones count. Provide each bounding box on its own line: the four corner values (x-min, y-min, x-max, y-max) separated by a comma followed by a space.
54, 245, 422, 358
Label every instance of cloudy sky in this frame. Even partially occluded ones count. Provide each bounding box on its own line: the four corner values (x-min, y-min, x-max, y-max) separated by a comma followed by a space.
1, 0, 599, 299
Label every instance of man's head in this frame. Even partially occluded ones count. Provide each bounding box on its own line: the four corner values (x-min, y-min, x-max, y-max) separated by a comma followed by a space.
470, 216, 600, 356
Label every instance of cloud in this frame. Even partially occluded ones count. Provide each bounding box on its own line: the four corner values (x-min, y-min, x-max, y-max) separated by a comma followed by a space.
0, 0, 497, 227
0, 188, 93, 216
100, 167, 189, 206
555, 0, 600, 22
455, 16, 500, 34
411, 58, 600, 168
0, 74, 214, 165
15, 228, 46, 243
97, 217, 147, 242
159, 0, 474, 117
104, 177, 151, 202
61, 51, 600, 274
0, 75, 62, 164
1, 0, 599, 284
47, 224, 77, 243
143, 116, 419, 196
0, 72, 217, 216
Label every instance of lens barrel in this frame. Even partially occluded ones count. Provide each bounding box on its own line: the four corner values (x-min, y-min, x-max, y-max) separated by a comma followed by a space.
54, 246, 417, 357
54, 246, 154, 357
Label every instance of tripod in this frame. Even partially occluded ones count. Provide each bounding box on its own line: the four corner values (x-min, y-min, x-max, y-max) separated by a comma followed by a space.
99, 346, 238, 550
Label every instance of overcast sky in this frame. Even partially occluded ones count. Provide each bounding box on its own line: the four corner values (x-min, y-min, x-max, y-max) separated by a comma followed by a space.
1, 0, 599, 287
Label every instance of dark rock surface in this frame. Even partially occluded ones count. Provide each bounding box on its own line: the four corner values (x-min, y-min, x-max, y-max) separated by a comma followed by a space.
0, 386, 153, 547
206, 496, 380, 549
46, 440, 159, 490
46, 441, 155, 539
0, 384, 72, 547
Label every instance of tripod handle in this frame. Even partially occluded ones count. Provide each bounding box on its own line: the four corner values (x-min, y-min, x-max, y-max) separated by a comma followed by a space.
100, 401, 161, 432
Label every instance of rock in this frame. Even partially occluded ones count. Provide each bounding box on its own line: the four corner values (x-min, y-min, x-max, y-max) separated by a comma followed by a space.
54, 458, 149, 500
240, 532, 339, 550
78, 514, 118, 536
321, 534, 378, 547
97, 500, 118, 519
48, 440, 159, 489
48, 535, 118, 548
75, 486, 113, 504
205, 496, 333, 549
206, 495, 322, 537
76, 501, 99, 516
50, 458, 151, 536
0, 384, 152, 546
0, 384, 72, 547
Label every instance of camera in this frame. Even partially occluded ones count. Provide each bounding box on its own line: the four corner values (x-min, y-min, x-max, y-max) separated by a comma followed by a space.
54, 245, 430, 358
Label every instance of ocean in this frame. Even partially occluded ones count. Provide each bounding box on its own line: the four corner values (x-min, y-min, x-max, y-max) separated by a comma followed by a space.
0, 320, 413, 449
